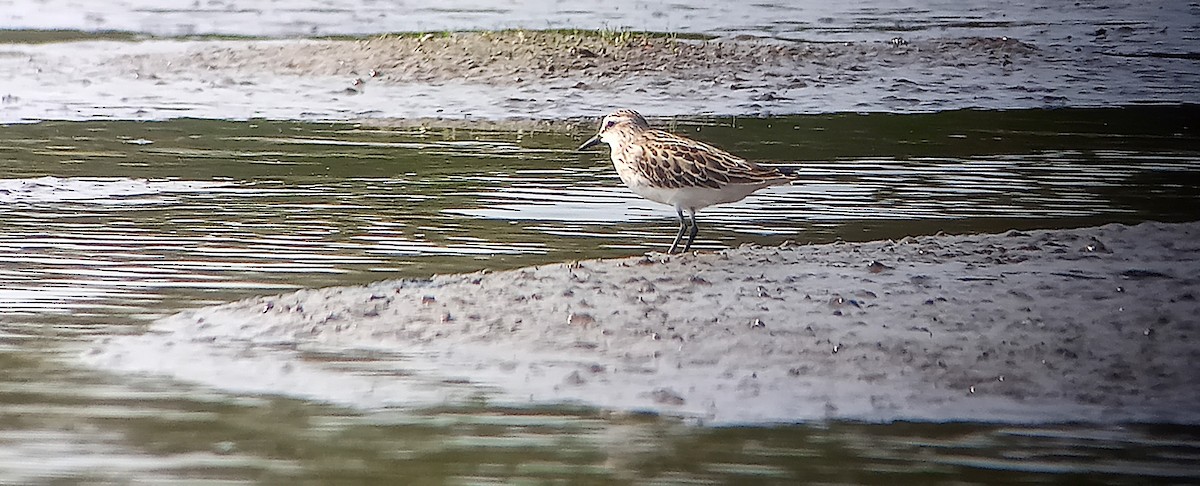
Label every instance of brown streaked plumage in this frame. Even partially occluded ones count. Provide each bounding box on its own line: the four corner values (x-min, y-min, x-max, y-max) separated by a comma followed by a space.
578, 109, 797, 253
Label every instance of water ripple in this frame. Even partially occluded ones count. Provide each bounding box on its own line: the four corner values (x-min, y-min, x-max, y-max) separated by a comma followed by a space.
2, 113, 1198, 323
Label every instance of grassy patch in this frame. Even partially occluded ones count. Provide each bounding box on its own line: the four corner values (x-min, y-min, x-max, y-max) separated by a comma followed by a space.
0, 28, 714, 45
0, 29, 141, 44
330, 29, 715, 45
527, 28, 715, 43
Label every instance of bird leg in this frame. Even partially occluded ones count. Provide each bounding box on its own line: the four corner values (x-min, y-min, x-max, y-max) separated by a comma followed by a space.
668, 208, 691, 254
682, 211, 699, 252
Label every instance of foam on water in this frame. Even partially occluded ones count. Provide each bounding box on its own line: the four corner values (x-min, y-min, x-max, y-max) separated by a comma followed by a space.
0, 176, 226, 204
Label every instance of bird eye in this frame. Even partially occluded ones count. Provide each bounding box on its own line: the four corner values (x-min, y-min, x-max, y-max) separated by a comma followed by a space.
604, 120, 616, 129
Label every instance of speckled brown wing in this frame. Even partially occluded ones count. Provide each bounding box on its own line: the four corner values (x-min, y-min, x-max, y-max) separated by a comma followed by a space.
633, 130, 793, 189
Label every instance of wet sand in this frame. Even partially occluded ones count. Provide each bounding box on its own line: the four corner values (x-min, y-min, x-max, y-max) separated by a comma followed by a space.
4, 29, 1199, 123
85, 221, 1200, 424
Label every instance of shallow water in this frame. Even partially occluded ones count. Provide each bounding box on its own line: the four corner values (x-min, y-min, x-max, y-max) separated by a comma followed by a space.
4, 108, 1198, 323
2, 107, 1200, 483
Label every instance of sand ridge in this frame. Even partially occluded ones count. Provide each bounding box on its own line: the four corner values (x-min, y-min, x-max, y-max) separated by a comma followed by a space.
129, 32, 1035, 87
85, 221, 1200, 424
8, 29, 1199, 122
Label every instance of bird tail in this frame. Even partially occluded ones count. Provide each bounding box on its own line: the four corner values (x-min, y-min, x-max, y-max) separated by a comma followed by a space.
767, 164, 802, 182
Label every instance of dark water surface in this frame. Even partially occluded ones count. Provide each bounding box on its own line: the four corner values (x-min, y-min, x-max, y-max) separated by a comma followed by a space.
2, 106, 1200, 483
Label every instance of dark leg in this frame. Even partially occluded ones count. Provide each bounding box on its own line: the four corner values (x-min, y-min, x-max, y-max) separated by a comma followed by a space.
668, 208, 689, 254
682, 210, 699, 252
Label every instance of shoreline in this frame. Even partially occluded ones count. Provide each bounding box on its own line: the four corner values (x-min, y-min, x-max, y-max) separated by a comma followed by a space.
83, 220, 1200, 425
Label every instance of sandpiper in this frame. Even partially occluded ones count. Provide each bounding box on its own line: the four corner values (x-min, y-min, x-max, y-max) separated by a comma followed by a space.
578, 109, 796, 253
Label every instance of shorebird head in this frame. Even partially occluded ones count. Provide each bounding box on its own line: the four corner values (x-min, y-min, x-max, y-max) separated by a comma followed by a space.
577, 109, 651, 151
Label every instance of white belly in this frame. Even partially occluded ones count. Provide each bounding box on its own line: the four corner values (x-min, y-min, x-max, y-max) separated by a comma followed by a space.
627, 183, 766, 211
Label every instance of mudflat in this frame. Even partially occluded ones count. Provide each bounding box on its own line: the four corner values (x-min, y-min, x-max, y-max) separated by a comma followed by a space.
86, 221, 1200, 424
6, 30, 1198, 122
